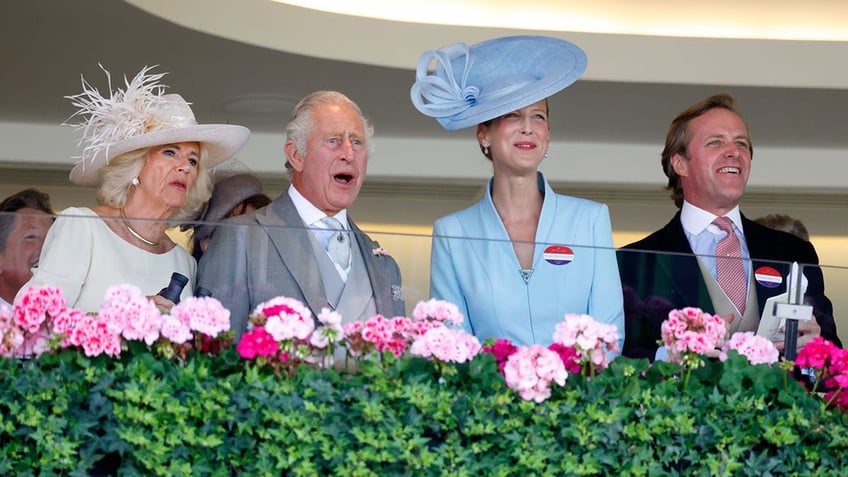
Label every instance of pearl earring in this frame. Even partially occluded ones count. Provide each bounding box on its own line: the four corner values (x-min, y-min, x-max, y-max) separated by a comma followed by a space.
544, 152, 548, 159
483, 145, 489, 156
131, 177, 140, 186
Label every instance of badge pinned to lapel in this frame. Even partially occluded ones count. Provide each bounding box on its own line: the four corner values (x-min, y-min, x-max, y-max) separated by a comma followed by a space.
754, 266, 783, 288
544, 245, 573, 266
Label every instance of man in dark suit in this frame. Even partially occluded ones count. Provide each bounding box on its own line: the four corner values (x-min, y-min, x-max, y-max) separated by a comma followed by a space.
198, 91, 405, 338
619, 93, 840, 360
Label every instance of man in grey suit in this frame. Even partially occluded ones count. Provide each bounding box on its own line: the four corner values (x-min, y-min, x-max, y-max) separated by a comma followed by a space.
198, 91, 405, 338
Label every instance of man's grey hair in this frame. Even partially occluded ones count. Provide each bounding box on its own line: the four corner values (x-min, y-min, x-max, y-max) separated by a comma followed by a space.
284, 91, 375, 177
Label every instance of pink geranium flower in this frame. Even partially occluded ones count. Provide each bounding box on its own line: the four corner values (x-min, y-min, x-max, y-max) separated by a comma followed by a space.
483, 338, 519, 372
552, 313, 620, 373
361, 315, 392, 347
256, 297, 314, 342
171, 296, 231, 338
503, 344, 568, 403
12, 330, 51, 357
795, 336, 834, 369
13, 285, 66, 334
310, 308, 344, 349
0, 305, 24, 355
342, 321, 370, 357
237, 326, 280, 359
719, 332, 779, 365
68, 313, 122, 358
51, 308, 84, 347
409, 325, 481, 364
660, 307, 727, 364
340, 299, 470, 364
548, 343, 582, 374
411, 320, 443, 336
241, 296, 353, 374
796, 336, 848, 400
316, 307, 342, 328
827, 348, 848, 390
98, 284, 161, 346
412, 299, 464, 326
345, 314, 418, 358
2, 286, 85, 357
160, 314, 193, 344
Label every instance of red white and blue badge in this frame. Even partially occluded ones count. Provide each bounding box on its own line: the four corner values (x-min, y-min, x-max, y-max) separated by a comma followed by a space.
754, 266, 783, 288
544, 245, 573, 266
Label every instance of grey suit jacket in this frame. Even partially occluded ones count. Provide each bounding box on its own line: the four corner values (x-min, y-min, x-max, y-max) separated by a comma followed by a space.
197, 193, 405, 338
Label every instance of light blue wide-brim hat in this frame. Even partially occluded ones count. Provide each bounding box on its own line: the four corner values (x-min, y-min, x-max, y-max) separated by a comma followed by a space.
410, 35, 587, 131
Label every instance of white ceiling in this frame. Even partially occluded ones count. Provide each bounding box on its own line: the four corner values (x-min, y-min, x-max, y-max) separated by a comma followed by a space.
2, 0, 848, 162
275, 0, 848, 41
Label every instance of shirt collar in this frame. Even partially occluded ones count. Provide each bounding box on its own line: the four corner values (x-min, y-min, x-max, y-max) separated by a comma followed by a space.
287, 185, 348, 229
680, 200, 742, 235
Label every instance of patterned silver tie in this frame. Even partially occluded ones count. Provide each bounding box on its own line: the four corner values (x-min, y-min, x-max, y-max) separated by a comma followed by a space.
320, 216, 350, 269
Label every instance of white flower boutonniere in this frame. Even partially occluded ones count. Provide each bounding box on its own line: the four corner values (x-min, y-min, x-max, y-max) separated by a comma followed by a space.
372, 247, 389, 257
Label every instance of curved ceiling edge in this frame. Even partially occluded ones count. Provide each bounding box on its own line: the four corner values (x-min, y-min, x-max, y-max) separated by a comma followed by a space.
125, 0, 848, 90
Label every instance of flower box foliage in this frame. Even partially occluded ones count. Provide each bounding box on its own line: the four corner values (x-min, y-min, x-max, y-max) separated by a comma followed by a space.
2, 288, 848, 475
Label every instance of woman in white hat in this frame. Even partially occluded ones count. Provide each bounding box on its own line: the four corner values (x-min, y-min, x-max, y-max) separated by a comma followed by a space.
411, 36, 624, 349
21, 66, 250, 312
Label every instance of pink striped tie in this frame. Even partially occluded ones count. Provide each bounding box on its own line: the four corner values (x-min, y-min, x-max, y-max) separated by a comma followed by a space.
713, 216, 747, 315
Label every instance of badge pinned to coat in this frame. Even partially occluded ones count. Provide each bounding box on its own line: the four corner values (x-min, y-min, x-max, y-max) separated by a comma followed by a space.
755, 266, 783, 288
544, 245, 574, 266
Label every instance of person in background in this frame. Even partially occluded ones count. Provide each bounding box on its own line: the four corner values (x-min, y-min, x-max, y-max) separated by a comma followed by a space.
185, 173, 271, 261
754, 214, 810, 241
21, 66, 249, 312
0, 189, 54, 307
411, 36, 624, 348
619, 93, 839, 360
198, 91, 405, 338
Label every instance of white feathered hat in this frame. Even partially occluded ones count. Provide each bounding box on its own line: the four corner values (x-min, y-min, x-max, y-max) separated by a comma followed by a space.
66, 65, 250, 186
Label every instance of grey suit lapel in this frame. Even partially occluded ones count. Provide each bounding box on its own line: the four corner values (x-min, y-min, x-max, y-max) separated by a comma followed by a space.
349, 218, 392, 313
256, 195, 330, 313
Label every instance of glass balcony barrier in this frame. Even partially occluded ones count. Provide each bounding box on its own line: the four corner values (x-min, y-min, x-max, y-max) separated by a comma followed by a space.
4, 209, 846, 355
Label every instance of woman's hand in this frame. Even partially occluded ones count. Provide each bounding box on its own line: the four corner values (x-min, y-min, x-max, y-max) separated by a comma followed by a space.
148, 294, 176, 314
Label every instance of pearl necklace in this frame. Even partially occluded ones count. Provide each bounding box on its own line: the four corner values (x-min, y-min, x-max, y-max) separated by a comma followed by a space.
119, 207, 160, 247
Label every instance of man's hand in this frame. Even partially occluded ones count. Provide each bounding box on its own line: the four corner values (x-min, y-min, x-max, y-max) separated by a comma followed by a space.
702, 313, 736, 358
774, 315, 822, 352
721, 313, 735, 330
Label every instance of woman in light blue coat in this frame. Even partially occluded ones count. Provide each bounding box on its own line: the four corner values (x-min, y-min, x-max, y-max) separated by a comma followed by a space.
411, 36, 624, 348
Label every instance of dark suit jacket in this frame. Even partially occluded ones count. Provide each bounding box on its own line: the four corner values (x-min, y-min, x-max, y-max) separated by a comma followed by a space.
197, 193, 406, 339
618, 211, 840, 359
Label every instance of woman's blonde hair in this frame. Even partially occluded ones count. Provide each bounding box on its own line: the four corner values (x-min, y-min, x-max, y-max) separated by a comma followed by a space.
97, 145, 213, 222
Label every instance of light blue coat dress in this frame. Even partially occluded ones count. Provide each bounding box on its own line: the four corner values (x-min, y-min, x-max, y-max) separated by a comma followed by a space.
430, 173, 624, 348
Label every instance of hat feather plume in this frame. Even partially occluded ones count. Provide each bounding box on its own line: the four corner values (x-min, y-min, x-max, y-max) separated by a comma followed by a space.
64, 64, 172, 165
